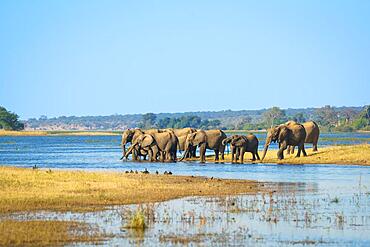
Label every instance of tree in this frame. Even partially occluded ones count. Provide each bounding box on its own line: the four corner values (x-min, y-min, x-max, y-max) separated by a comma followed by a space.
292, 112, 306, 123
0, 106, 24, 130
352, 105, 370, 129
140, 113, 157, 129
314, 105, 338, 127
262, 107, 286, 127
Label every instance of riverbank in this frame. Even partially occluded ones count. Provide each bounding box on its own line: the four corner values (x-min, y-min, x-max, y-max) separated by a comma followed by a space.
0, 130, 120, 136
211, 144, 370, 166
0, 166, 270, 214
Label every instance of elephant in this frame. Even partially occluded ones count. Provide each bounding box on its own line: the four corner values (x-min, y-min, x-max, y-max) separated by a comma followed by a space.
121, 128, 161, 160
180, 129, 227, 163
285, 121, 320, 154
124, 132, 178, 162
164, 128, 197, 158
261, 123, 307, 160
222, 134, 260, 163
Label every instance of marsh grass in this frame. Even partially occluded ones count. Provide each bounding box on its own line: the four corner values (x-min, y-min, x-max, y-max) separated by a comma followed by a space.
0, 220, 108, 246
0, 166, 264, 214
211, 144, 370, 165
123, 209, 147, 230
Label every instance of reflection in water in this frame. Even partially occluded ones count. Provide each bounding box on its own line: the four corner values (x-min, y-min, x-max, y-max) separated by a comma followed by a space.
2, 181, 370, 246
0, 135, 370, 245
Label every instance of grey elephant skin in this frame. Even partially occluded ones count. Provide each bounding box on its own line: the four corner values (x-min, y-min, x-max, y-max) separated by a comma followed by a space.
286, 121, 320, 154
222, 134, 260, 163
124, 132, 178, 162
180, 130, 227, 163
261, 123, 307, 160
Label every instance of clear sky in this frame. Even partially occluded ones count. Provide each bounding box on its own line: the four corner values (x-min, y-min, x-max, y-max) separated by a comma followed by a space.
0, 0, 369, 119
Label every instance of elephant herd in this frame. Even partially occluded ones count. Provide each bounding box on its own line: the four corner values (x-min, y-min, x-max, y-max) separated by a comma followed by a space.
120, 120, 320, 163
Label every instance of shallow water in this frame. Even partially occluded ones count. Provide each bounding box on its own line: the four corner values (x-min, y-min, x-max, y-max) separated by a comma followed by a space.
0, 134, 369, 246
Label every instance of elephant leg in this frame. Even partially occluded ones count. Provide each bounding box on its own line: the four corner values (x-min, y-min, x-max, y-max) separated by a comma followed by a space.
251, 152, 256, 161
199, 144, 206, 163
302, 144, 307, 157
214, 149, 219, 161
231, 147, 235, 163
220, 145, 225, 160
240, 148, 245, 163
313, 142, 318, 152
235, 148, 240, 161
291, 146, 295, 154
255, 149, 260, 160
277, 142, 287, 160
287, 146, 291, 155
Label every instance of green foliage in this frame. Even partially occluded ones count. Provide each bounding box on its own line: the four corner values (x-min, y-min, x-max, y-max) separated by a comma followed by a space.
139, 113, 157, 129
157, 115, 220, 129
0, 106, 24, 130
262, 107, 287, 127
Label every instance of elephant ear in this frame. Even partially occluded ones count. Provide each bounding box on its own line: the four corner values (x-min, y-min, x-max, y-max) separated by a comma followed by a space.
278, 126, 289, 142
193, 132, 205, 146
141, 134, 155, 148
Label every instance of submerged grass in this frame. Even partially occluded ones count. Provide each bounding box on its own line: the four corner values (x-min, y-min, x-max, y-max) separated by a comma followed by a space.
0, 166, 265, 214
211, 144, 370, 166
0, 220, 109, 246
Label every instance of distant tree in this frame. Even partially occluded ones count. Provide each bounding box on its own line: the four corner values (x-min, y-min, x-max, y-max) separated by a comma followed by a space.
292, 112, 306, 123
352, 105, 370, 129
157, 117, 171, 128
314, 105, 338, 127
140, 113, 157, 129
263, 107, 286, 127
39, 115, 48, 121
0, 106, 24, 130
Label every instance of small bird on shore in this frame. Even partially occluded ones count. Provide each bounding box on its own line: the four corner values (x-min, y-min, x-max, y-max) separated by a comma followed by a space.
125, 170, 129, 174
164, 171, 168, 175
32, 165, 38, 170
135, 170, 138, 174
142, 168, 149, 174
130, 170, 134, 173
155, 170, 159, 175
168, 171, 173, 175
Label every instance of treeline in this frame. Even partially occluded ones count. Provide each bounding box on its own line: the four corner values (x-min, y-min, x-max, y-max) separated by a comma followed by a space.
0, 106, 24, 130
20, 105, 369, 131
138, 105, 370, 132
139, 113, 221, 129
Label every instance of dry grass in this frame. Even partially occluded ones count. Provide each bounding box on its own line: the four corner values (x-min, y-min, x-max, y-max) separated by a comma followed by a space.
0, 166, 265, 214
0, 130, 49, 136
213, 144, 370, 165
0, 130, 119, 136
0, 220, 108, 246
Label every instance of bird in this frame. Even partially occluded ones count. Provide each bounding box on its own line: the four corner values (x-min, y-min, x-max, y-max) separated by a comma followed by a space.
130, 170, 134, 173
32, 165, 38, 170
125, 170, 129, 174
164, 171, 168, 175
168, 171, 172, 175
135, 170, 138, 174
155, 170, 159, 175
142, 168, 149, 174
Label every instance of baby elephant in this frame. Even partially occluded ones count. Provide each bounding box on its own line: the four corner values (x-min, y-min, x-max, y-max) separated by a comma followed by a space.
222, 134, 260, 163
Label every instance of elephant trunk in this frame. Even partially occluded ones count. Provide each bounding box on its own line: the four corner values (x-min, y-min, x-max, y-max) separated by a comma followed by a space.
124, 144, 136, 159
121, 141, 127, 159
179, 149, 189, 161
222, 137, 231, 145
261, 143, 270, 160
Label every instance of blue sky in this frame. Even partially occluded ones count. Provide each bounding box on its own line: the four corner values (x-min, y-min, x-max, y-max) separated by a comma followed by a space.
0, 0, 369, 119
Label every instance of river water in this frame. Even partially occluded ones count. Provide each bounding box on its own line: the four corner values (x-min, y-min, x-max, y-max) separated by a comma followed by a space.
0, 133, 369, 246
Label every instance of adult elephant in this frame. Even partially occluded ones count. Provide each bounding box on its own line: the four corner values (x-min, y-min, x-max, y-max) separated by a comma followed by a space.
121, 128, 161, 160
286, 121, 320, 154
165, 128, 197, 158
222, 134, 260, 163
125, 132, 178, 162
180, 129, 227, 163
261, 123, 307, 160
